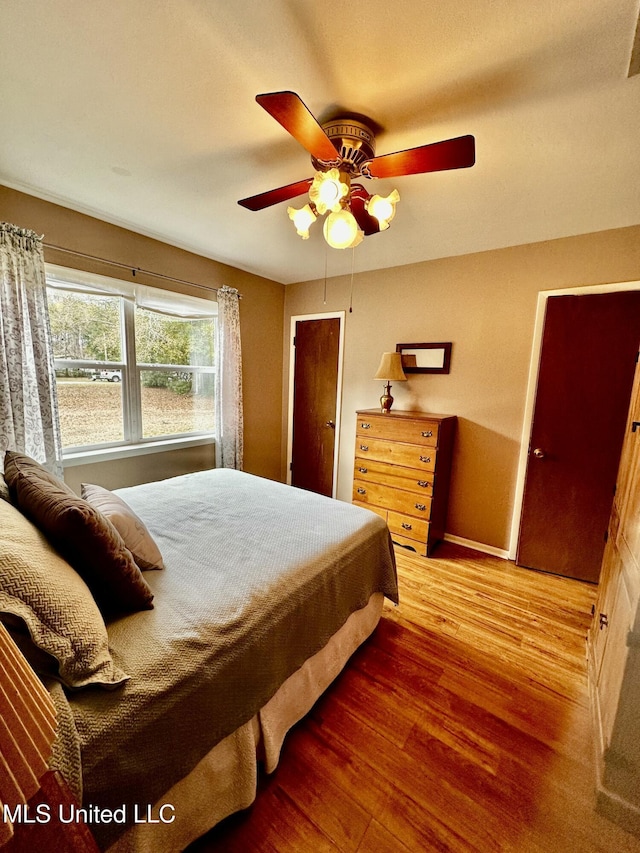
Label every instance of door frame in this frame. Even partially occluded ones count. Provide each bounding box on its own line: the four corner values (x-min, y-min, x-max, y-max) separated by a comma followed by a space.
286, 311, 346, 498
508, 279, 640, 559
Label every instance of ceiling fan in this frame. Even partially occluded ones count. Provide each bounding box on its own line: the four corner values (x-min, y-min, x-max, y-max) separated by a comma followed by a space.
238, 91, 476, 249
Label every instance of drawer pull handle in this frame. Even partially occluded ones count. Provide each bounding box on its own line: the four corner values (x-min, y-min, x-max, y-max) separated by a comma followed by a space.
419, 456, 431, 463
421, 430, 433, 438
401, 522, 413, 531
357, 487, 366, 495
360, 422, 371, 429
358, 466, 368, 474
360, 444, 369, 452
417, 480, 430, 488
415, 503, 426, 512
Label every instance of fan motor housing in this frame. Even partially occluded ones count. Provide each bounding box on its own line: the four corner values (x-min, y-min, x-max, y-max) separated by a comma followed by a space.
312, 117, 376, 174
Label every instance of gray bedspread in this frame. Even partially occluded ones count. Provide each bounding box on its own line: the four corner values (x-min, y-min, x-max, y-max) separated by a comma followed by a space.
54, 469, 397, 848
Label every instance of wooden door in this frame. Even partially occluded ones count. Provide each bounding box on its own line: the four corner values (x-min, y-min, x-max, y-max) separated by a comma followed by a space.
290, 317, 340, 497
617, 347, 640, 559
590, 350, 640, 754
516, 291, 640, 582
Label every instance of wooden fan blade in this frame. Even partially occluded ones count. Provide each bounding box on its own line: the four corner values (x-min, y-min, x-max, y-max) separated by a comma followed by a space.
256, 91, 341, 163
238, 178, 313, 211
363, 134, 475, 179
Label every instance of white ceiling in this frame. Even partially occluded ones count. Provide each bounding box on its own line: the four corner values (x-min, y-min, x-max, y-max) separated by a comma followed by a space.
1, 0, 639, 285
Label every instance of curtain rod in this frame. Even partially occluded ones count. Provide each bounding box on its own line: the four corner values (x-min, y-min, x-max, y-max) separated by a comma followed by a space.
42, 242, 242, 297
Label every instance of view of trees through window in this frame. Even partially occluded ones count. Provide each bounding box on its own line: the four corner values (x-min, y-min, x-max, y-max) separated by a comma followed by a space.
49, 291, 122, 362
47, 288, 216, 449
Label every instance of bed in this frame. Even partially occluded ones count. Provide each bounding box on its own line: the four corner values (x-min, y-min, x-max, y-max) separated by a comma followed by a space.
0, 456, 398, 853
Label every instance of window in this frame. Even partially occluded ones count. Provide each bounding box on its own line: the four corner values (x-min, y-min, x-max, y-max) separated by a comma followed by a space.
46, 265, 217, 453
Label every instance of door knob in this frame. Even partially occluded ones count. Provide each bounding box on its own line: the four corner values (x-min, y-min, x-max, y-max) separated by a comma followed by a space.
532, 448, 545, 459
325, 420, 335, 429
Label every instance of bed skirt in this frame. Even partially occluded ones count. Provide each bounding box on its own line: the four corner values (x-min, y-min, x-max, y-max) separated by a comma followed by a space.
106, 592, 384, 853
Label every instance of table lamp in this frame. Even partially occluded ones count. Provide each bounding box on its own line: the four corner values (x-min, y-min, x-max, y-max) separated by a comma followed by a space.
374, 352, 407, 413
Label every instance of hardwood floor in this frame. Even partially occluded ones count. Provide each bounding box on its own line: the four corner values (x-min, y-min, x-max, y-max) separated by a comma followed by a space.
189, 543, 640, 852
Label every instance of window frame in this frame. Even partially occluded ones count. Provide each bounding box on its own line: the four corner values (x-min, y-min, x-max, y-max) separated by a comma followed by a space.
46, 267, 217, 459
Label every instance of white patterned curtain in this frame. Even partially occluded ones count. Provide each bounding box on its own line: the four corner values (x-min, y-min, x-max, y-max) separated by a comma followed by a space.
0, 223, 63, 476
214, 285, 243, 469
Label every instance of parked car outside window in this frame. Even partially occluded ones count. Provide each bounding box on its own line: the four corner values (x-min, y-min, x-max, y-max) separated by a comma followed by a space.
92, 369, 121, 382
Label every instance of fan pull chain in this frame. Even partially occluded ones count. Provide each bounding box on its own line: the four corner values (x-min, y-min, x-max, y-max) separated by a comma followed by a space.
323, 245, 328, 304
349, 247, 355, 313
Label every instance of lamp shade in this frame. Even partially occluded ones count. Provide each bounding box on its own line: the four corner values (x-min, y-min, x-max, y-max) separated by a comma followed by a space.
366, 189, 400, 230
309, 168, 350, 215
323, 210, 363, 249
287, 203, 317, 239
0, 622, 56, 846
374, 352, 407, 381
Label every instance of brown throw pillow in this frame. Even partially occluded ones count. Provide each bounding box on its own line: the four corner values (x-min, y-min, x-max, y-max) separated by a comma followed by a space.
81, 483, 164, 571
4, 451, 153, 614
0, 498, 129, 689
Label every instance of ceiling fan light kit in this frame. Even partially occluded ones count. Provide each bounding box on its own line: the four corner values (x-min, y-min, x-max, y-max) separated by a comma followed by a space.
238, 91, 475, 251
290, 168, 392, 249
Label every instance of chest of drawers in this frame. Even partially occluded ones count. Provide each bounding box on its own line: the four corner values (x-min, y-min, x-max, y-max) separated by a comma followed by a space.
352, 409, 456, 556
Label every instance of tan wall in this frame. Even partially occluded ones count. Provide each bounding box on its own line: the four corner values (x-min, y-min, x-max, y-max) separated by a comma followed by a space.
0, 186, 285, 487
5, 183, 640, 549
283, 225, 640, 552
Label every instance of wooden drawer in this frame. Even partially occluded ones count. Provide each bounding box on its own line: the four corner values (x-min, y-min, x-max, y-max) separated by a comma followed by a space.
356, 414, 439, 447
390, 532, 428, 557
353, 458, 434, 496
355, 436, 437, 470
387, 510, 429, 543
353, 479, 432, 520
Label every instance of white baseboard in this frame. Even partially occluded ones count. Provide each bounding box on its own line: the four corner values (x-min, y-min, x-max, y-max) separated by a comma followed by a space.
443, 533, 510, 560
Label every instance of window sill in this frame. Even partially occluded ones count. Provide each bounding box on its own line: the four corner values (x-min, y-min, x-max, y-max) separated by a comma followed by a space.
62, 435, 215, 468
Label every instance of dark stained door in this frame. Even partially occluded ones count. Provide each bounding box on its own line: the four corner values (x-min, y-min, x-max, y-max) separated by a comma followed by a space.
517, 291, 640, 583
291, 317, 340, 497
